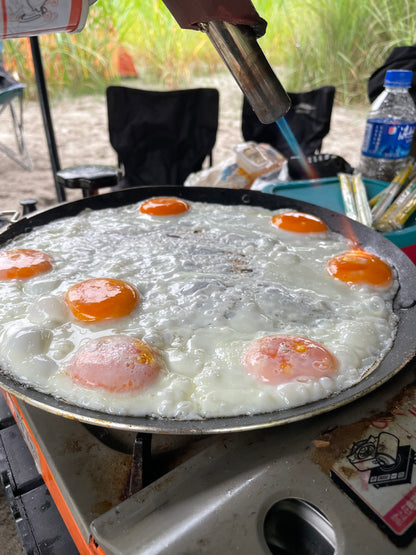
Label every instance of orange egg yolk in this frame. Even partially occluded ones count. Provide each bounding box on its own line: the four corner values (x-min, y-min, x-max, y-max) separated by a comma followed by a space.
327, 250, 393, 288
271, 212, 328, 233
0, 248, 53, 280
68, 335, 161, 392
139, 197, 190, 216
242, 334, 338, 385
65, 278, 139, 322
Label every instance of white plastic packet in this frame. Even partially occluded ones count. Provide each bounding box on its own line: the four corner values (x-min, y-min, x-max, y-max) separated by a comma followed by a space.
184, 142, 285, 189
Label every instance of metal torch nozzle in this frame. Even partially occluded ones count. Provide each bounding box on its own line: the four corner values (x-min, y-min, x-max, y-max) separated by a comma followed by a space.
200, 20, 291, 124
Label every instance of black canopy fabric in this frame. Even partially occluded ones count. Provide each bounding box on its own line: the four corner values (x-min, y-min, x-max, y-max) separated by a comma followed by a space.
241, 86, 336, 159
106, 86, 219, 187
368, 45, 416, 104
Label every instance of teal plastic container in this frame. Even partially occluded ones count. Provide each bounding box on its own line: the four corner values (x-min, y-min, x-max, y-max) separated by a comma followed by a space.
262, 177, 416, 263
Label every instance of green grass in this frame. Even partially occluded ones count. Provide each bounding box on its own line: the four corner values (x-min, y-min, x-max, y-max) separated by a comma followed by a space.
3, 0, 416, 105
254, 0, 416, 104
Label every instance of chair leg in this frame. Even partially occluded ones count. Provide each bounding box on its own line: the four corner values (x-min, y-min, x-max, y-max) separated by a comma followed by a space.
11, 94, 33, 170
0, 92, 33, 171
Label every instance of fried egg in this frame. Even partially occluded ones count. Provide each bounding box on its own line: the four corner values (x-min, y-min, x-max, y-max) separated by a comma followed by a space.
271, 211, 329, 234
139, 196, 190, 216
67, 335, 161, 392
242, 334, 339, 385
0, 199, 399, 419
65, 278, 139, 322
0, 248, 54, 280
327, 250, 393, 288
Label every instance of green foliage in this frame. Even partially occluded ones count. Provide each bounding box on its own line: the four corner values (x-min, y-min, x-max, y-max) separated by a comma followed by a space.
3, 2, 121, 99
111, 0, 219, 85
2, 0, 416, 105
256, 0, 416, 105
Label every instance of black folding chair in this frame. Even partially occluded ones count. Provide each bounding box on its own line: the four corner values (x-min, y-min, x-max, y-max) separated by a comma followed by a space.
106, 86, 219, 187
241, 86, 336, 159
368, 44, 416, 104
0, 63, 33, 171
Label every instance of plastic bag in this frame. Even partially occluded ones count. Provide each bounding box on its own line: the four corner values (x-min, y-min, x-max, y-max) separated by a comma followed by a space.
184, 142, 284, 189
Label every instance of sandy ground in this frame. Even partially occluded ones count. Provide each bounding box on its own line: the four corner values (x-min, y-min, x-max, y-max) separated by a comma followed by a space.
1, 72, 367, 213
0, 71, 368, 554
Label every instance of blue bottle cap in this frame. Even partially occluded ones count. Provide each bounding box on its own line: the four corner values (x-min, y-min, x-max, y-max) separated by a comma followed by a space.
384, 69, 413, 88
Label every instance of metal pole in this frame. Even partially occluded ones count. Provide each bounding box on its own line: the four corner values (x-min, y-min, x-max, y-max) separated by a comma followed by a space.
29, 36, 66, 202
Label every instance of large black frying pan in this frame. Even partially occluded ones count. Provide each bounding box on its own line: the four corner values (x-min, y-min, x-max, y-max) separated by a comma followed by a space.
0, 186, 415, 434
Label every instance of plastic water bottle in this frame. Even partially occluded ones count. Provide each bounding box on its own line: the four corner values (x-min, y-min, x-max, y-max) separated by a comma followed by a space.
358, 69, 416, 182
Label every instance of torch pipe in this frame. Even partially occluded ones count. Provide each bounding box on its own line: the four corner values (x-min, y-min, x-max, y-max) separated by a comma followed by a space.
200, 21, 290, 124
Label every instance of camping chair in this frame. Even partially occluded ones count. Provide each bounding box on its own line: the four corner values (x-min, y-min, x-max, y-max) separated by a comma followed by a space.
367, 44, 416, 104
241, 86, 336, 159
0, 63, 33, 171
106, 86, 219, 187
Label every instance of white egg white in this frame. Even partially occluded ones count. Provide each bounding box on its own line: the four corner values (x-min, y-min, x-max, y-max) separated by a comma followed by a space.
0, 200, 399, 419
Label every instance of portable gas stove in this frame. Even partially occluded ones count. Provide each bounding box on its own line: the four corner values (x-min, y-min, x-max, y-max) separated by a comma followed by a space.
1, 357, 416, 554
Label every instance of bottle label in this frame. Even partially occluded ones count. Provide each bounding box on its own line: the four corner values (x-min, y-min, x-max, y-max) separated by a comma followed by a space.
361, 119, 415, 159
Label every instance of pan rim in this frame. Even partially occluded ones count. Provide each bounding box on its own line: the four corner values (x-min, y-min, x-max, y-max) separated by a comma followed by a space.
0, 186, 415, 434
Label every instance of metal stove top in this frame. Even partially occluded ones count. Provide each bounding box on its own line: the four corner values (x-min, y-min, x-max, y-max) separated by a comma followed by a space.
5, 359, 416, 555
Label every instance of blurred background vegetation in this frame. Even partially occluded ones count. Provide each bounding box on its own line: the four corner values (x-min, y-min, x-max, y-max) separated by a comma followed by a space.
3, 0, 416, 105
